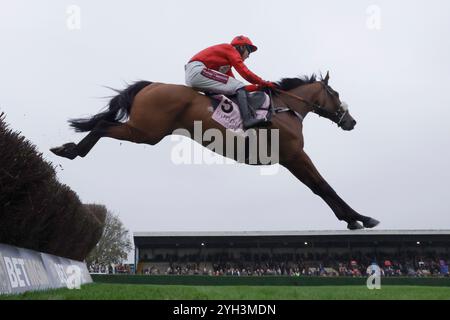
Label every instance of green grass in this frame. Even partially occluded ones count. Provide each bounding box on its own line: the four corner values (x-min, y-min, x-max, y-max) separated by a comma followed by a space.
2, 283, 450, 300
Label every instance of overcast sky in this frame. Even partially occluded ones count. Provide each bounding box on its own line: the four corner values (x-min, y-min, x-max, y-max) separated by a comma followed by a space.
1, 0, 450, 238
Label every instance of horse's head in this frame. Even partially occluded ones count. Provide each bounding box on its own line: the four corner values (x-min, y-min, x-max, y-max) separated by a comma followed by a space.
314, 72, 356, 131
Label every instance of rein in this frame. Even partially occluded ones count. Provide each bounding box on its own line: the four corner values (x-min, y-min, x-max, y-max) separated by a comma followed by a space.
272, 87, 316, 108
271, 87, 348, 126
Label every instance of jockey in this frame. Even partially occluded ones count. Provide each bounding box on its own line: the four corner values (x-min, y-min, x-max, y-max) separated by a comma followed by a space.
185, 36, 276, 129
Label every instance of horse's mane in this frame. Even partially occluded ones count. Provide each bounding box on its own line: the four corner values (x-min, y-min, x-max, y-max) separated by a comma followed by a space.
276, 74, 319, 91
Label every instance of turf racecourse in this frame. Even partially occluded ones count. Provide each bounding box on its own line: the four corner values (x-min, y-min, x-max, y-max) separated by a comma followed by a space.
1, 283, 450, 300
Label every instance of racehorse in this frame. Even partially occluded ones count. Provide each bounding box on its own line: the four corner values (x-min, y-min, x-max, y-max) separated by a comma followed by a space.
50, 72, 380, 230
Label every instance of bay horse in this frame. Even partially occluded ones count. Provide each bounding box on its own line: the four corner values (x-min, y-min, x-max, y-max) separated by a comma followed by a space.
50, 72, 380, 230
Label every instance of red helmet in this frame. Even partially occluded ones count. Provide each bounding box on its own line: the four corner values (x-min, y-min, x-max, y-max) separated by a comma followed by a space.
231, 35, 258, 52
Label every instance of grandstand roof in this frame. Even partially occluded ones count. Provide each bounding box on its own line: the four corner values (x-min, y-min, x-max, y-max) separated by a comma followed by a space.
134, 230, 450, 248
134, 230, 450, 238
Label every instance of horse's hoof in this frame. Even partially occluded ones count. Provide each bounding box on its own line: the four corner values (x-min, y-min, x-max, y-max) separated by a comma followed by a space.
50, 143, 78, 160
347, 221, 364, 230
363, 218, 380, 229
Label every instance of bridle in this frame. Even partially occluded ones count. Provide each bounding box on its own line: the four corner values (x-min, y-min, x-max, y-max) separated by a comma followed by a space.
272, 83, 349, 127
321, 82, 349, 126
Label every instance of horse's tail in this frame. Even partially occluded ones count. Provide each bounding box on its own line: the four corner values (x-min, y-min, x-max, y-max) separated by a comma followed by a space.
69, 81, 153, 132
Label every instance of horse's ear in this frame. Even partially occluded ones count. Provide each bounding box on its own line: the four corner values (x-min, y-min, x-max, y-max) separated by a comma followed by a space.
324, 71, 330, 84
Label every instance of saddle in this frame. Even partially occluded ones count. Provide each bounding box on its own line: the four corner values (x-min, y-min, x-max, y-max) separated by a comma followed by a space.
206, 91, 273, 131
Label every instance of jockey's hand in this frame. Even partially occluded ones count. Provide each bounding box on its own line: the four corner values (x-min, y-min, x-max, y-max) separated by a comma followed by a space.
244, 84, 261, 92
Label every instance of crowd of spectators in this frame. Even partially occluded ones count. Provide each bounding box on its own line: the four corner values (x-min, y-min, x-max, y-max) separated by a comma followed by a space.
89, 263, 132, 274
140, 251, 450, 277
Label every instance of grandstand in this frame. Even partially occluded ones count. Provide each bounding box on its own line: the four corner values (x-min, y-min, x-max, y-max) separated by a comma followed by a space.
133, 230, 450, 277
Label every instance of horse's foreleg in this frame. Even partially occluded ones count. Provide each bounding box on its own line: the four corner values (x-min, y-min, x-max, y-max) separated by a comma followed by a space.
282, 150, 379, 230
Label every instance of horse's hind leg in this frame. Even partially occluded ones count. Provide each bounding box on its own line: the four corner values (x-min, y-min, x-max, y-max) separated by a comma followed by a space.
50, 120, 150, 160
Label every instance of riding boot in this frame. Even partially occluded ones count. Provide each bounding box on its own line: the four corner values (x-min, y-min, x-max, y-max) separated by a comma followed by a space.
236, 88, 267, 129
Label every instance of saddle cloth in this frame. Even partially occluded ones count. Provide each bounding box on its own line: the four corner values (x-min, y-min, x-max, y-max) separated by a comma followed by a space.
208, 91, 272, 130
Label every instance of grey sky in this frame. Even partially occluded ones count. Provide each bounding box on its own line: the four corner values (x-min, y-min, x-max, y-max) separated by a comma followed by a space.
1, 0, 450, 238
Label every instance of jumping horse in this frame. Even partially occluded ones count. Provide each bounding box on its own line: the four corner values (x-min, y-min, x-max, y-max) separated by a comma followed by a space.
50, 72, 380, 230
